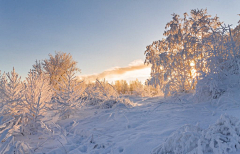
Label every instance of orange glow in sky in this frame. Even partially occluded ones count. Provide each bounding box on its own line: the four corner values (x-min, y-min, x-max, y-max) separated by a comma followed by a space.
79, 59, 151, 83
104, 67, 151, 83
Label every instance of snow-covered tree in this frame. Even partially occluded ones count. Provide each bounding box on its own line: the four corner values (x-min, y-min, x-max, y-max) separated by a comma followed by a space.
144, 9, 235, 97
32, 60, 44, 75
0, 68, 24, 116
54, 65, 83, 119
23, 70, 52, 133
42, 52, 80, 90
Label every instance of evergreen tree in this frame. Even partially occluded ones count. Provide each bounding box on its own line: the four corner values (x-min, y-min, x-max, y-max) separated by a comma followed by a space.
0, 68, 24, 116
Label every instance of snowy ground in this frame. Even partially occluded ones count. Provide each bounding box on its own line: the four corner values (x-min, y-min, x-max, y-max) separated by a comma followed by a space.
15, 89, 240, 154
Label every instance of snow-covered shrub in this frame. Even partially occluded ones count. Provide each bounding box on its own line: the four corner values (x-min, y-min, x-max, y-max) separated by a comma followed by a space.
112, 79, 162, 97
194, 72, 225, 101
23, 70, 52, 134
130, 81, 160, 97
153, 114, 240, 154
82, 80, 134, 109
152, 125, 202, 154
54, 65, 84, 119
98, 97, 134, 109
195, 55, 240, 101
114, 80, 129, 95
83, 80, 117, 106
198, 114, 240, 154
96, 79, 118, 99
84, 94, 134, 109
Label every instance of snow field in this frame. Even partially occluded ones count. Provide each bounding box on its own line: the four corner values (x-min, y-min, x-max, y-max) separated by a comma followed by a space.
1, 89, 240, 153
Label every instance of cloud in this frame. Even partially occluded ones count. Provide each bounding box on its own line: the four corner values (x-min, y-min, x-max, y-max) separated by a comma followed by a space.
79, 59, 151, 82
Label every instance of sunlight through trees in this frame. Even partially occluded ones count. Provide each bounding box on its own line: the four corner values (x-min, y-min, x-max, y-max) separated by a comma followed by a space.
145, 9, 240, 97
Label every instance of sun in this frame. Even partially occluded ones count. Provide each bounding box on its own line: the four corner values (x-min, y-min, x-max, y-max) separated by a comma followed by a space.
190, 61, 195, 67
190, 61, 196, 78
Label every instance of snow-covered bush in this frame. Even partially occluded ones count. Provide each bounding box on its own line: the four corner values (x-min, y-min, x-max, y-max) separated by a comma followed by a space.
194, 55, 240, 101
152, 114, 240, 154
112, 79, 162, 97
198, 114, 240, 154
194, 72, 226, 102
129, 79, 148, 96
83, 80, 134, 109
83, 80, 117, 106
152, 125, 202, 154
97, 97, 134, 109
114, 80, 129, 95
54, 65, 84, 119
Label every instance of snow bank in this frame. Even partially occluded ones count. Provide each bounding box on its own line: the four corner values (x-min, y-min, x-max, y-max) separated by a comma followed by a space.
152, 114, 240, 154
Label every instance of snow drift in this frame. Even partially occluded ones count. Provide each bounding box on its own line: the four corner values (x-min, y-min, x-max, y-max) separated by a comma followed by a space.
152, 114, 240, 154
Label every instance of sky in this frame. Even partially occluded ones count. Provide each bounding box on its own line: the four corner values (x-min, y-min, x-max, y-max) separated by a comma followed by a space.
0, 0, 240, 82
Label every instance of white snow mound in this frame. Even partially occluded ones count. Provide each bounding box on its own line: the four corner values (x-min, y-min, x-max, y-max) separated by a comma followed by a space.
152, 114, 240, 154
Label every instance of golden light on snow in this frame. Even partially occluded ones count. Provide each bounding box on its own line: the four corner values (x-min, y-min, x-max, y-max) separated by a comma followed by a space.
190, 61, 196, 78
190, 61, 195, 67
191, 68, 197, 78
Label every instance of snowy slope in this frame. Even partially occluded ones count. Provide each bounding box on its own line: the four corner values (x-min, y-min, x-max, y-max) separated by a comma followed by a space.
11, 89, 240, 154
